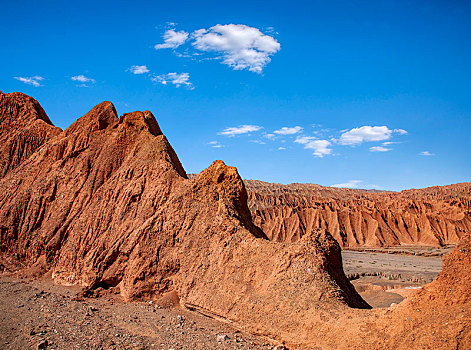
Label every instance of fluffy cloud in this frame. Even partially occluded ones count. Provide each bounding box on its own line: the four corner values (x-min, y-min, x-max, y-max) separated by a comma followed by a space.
332, 180, 362, 189
369, 146, 391, 152
154, 29, 189, 49
274, 126, 303, 135
192, 24, 280, 73
278, 147, 286, 150
151, 72, 193, 88
419, 151, 434, 156
14, 76, 43, 87
71, 75, 95, 83
295, 136, 332, 157
129, 65, 150, 74
339, 126, 394, 145
218, 125, 263, 137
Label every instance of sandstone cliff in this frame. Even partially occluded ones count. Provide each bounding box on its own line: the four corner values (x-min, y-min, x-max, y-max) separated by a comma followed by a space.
246, 180, 471, 248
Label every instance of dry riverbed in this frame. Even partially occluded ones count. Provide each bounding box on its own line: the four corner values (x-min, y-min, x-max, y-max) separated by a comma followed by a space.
342, 248, 444, 308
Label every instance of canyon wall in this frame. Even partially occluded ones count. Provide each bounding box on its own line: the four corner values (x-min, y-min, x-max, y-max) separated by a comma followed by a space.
246, 180, 471, 247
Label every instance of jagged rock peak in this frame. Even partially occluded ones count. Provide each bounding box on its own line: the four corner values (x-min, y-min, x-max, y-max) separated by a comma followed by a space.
64, 101, 119, 135
0, 91, 61, 177
119, 110, 163, 136
0, 91, 55, 127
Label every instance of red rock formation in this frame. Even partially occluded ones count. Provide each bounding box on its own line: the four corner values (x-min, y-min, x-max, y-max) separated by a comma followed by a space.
246, 180, 471, 247
0, 91, 368, 333
0, 92, 60, 177
1, 92, 469, 349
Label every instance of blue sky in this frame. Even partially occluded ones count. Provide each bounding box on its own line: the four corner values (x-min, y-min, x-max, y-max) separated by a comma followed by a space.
2, 0, 470, 190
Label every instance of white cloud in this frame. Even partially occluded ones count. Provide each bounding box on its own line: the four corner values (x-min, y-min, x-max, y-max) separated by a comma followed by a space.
278, 147, 286, 150
250, 140, 266, 145
208, 141, 223, 148
129, 65, 150, 74
369, 146, 391, 152
394, 128, 408, 135
263, 133, 276, 140
295, 136, 332, 157
71, 75, 95, 83
273, 126, 303, 135
339, 126, 393, 145
14, 76, 43, 87
154, 29, 189, 49
192, 24, 280, 73
332, 180, 362, 188
218, 125, 263, 137
419, 151, 434, 156
151, 72, 193, 88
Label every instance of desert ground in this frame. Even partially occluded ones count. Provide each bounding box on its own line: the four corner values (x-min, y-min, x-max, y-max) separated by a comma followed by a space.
1, 246, 446, 349
0, 276, 278, 350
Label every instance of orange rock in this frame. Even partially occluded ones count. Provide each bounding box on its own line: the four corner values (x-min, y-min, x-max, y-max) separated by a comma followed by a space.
1, 92, 469, 350
246, 180, 470, 247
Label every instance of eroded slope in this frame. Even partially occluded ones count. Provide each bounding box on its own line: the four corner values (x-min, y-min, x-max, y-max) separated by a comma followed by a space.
246, 180, 470, 247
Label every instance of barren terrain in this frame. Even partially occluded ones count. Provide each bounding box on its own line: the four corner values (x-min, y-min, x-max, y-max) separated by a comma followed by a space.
1, 92, 469, 349
342, 248, 443, 308
0, 276, 275, 350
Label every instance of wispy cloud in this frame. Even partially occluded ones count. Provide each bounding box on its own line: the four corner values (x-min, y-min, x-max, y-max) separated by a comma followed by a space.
14, 76, 43, 87
71, 75, 95, 83
419, 151, 434, 156
273, 126, 303, 135
294, 136, 332, 157
278, 146, 286, 150
369, 146, 391, 152
208, 141, 223, 148
218, 125, 263, 137
151, 72, 193, 88
393, 128, 408, 135
154, 29, 189, 49
332, 180, 362, 188
250, 140, 266, 145
129, 65, 150, 74
263, 133, 276, 140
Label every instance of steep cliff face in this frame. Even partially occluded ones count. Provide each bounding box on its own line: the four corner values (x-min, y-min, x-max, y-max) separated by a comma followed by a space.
246, 180, 471, 248
0, 92, 368, 341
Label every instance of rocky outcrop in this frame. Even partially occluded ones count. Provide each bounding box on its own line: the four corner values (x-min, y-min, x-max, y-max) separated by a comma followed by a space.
246, 180, 471, 248
0, 92, 368, 342
0, 92, 60, 177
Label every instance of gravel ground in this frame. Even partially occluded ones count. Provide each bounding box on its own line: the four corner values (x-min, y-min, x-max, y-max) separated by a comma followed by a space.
0, 277, 280, 350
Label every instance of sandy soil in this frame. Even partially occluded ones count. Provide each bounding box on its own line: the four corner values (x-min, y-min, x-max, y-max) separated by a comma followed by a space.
0, 277, 278, 350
